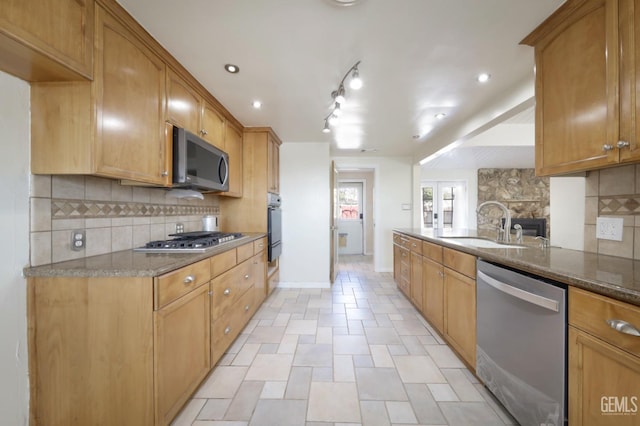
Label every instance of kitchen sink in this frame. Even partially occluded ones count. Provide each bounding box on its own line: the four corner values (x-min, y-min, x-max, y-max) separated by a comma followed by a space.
440, 237, 529, 249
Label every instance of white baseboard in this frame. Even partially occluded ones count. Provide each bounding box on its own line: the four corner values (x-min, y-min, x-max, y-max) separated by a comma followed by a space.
276, 281, 331, 289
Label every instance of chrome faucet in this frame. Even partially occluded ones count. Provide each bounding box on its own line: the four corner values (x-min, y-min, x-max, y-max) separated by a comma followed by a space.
477, 201, 511, 243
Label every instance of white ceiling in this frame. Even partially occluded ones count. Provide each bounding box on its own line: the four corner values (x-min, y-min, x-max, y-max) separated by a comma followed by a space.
116, 0, 563, 161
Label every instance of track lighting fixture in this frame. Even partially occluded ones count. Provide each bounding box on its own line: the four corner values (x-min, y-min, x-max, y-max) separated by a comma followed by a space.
322, 60, 362, 133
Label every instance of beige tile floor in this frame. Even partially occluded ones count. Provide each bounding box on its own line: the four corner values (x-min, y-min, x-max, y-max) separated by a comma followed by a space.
171, 255, 517, 426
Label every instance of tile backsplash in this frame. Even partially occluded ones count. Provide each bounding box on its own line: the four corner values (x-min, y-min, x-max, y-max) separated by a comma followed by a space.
584, 164, 640, 260
30, 175, 220, 266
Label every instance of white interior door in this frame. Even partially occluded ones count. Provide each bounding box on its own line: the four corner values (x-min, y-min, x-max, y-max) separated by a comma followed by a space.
422, 181, 468, 229
337, 182, 363, 255
330, 161, 339, 283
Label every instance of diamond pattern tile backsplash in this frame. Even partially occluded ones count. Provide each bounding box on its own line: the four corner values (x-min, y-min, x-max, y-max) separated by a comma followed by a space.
30, 174, 221, 266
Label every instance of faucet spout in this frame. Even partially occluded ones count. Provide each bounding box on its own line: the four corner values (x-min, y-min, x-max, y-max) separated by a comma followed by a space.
476, 201, 511, 243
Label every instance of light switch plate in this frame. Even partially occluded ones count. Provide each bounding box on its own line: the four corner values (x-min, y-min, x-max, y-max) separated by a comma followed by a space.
596, 217, 624, 241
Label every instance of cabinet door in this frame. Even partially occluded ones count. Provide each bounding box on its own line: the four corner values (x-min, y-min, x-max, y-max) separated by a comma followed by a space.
201, 102, 225, 149
533, 0, 620, 175
94, 7, 168, 184
166, 69, 201, 133
569, 326, 640, 425
0, 0, 93, 80
221, 121, 243, 197
443, 267, 476, 368
422, 257, 444, 334
154, 284, 211, 426
619, 0, 640, 163
393, 243, 401, 283
410, 251, 423, 311
252, 251, 267, 306
267, 135, 280, 194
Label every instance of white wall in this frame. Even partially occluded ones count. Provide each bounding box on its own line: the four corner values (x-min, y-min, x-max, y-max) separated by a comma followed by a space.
550, 176, 586, 250
279, 142, 331, 286
333, 156, 413, 272
0, 71, 30, 424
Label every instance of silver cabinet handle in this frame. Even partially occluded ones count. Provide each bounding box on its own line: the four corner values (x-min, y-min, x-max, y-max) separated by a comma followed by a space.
244, 304, 250, 312
602, 144, 614, 151
438, 271, 445, 278
223, 288, 231, 296
208, 290, 213, 296
161, 170, 168, 177
224, 326, 231, 335
244, 274, 250, 279
183, 275, 195, 285
200, 129, 208, 136
617, 140, 630, 149
606, 319, 640, 337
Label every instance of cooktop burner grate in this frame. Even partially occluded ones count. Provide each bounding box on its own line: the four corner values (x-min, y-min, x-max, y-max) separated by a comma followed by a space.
135, 231, 244, 253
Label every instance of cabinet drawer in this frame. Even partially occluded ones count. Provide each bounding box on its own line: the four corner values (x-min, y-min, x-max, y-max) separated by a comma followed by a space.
443, 248, 476, 279
569, 287, 640, 356
237, 242, 254, 263
155, 259, 211, 309
254, 237, 267, 254
393, 233, 401, 244
211, 285, 255, 365
210, 260, 253, 320
407, 237, 422, 254
422, 241, 443, 263
211, 248, 237, 278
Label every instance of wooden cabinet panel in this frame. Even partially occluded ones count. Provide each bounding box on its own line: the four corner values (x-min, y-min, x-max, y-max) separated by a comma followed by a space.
166, 68, 201, 133
422, 241, 443, 263
201, 102, 226, 149
154, 284, 210, 426
410, 251, 423, 310
443, 247, 476, 279
267, 134, 280, 194
619, 0, 640, 163
569, 326, 640, 425
237, 242, 254, 264
254, 237, 268, 254
155, 259, 211, 309
211, 284, 255, 366
211, 248, 238, 278
408, 237, 423, 254
0, 0, 93, 81
210, 259, 253, 321
443, 267, 476, 368
422, 257, 444, 334
220, 121, 243, 197
252, 251, 267, 307
28, 277, 154, 426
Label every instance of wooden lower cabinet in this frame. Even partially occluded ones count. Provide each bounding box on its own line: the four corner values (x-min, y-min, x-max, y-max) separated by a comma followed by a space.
422, 257, 444, 334
443, 267, 476, 368
568, 287, 640, 425
154, 284, 211, 426
28, 239, 268, 426
410, 251, 423, 311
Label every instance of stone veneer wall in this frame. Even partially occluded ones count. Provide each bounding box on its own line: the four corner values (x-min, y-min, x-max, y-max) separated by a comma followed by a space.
477, 168, 550, 235
30, 174, 220, 266
584, 164, 640, 259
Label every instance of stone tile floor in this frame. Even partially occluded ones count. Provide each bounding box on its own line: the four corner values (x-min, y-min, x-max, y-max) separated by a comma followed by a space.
171, 255, 518, 426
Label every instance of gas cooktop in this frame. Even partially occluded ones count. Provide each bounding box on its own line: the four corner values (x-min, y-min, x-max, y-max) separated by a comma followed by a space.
134, 231, 244, 253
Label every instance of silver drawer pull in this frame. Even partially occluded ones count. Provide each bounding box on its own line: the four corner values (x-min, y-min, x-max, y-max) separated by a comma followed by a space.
244, 304, 250, 312
606, 319, 640, 337
617, 140, 630, 149
603, 144, 614, 151
244, 274, 250, 279
183, 275, 195, 284
224, 326, 231, 335
223, 288, 231, 296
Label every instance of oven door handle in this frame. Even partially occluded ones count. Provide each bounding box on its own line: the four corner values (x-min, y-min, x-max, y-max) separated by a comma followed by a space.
477, 270, 559, 312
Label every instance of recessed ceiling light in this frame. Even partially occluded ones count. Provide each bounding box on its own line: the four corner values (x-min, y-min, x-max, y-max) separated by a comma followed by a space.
252, 100, 262, 109
224, 64, 239, 74
435, 113, 447, 120
477, 73, 491, 83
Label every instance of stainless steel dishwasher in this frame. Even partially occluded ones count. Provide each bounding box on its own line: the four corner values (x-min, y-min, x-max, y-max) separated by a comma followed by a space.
476, 260, 567, 426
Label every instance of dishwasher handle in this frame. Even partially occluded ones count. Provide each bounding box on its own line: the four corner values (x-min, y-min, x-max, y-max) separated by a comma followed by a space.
477, 270, 560, 312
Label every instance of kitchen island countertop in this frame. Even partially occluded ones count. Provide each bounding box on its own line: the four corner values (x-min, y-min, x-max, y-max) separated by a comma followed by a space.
23, 233, 266, 278
395, 228, 640, 307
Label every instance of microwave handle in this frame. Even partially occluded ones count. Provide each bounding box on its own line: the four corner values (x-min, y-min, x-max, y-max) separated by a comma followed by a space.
219, 156, 229, 185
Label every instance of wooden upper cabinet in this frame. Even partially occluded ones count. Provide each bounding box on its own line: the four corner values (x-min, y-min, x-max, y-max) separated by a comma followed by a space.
95, 7, 168, 184
523, 0, 640, 175
166, 69, 201, 133
0, 0, 93, 81
167, 69, 227, 150
220, 121, 243, 197
267, 134, 281, 194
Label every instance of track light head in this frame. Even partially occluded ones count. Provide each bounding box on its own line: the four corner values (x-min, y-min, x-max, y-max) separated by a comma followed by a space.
349, 67, 362, 90
335, 86, 346, 104
333, 102, 343, 116
322, 120, 331, 133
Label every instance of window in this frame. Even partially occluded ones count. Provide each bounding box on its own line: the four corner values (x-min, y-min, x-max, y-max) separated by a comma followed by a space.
339, 186, 360, 219
422, 181, 467, 229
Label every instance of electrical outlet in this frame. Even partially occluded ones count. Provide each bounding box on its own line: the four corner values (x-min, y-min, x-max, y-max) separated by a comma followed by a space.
596, 217, 624, 241
175, 223, 184, 234
71, 230, 86, 251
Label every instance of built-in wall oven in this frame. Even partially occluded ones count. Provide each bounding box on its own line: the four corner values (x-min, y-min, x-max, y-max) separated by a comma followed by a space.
267, 193, 282, 262
476, 260, 567, 426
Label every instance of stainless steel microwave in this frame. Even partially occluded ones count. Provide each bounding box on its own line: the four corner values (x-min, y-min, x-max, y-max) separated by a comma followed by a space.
172, 127, 229, 192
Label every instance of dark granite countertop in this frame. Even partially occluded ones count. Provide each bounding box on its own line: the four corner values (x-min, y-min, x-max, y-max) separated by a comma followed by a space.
394, 228, 640, 307
24, 233, 266, 278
